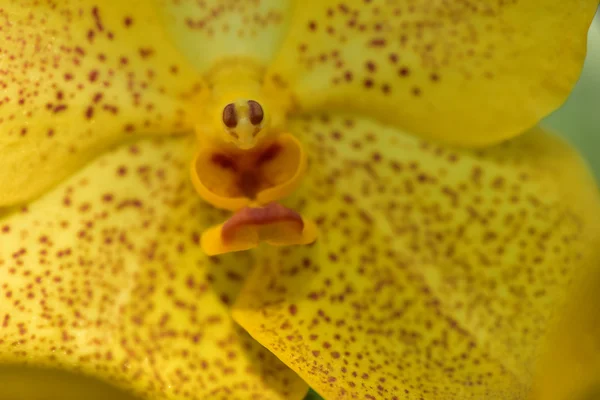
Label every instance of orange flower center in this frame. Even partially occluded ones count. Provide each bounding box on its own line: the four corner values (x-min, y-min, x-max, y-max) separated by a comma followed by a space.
189, 60, 317, 255
191, 133, 307, 211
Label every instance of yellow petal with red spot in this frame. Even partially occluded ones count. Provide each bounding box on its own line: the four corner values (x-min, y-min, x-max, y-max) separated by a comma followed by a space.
265, 1, 597, 146
157, 0, 293, 71
0, 0, 206, 207
233, 114, 600, 399
0, 136, 307, 400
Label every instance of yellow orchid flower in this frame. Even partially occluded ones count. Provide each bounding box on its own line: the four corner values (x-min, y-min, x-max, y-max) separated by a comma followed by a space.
0, 1, 599, 400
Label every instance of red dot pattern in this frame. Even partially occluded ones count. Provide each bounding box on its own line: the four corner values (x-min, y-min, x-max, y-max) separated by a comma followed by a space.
234, 114, 599, 400
264, 0, 597, 146
0, 1, 205, 206
0, 136, 307, 400
0, 2, 598, 399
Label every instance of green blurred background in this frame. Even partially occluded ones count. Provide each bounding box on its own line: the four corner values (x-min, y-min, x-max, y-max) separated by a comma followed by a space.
544, 12, 600, 180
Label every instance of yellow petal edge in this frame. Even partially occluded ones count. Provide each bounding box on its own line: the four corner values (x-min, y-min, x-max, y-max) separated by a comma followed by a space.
266, 0, 598, 146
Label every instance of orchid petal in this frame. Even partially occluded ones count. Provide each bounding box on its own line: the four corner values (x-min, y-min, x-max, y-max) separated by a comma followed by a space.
0, 136, 307, 400
530, 261, 600, 400
0, 1, 205, 206
265, 1, 598, 146
234, 114, 600, 399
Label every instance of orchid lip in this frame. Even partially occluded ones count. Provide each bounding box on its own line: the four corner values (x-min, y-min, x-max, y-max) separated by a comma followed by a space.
201, 203, 318, 256
190, 133, 318, 254
191, 69, 316, 254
